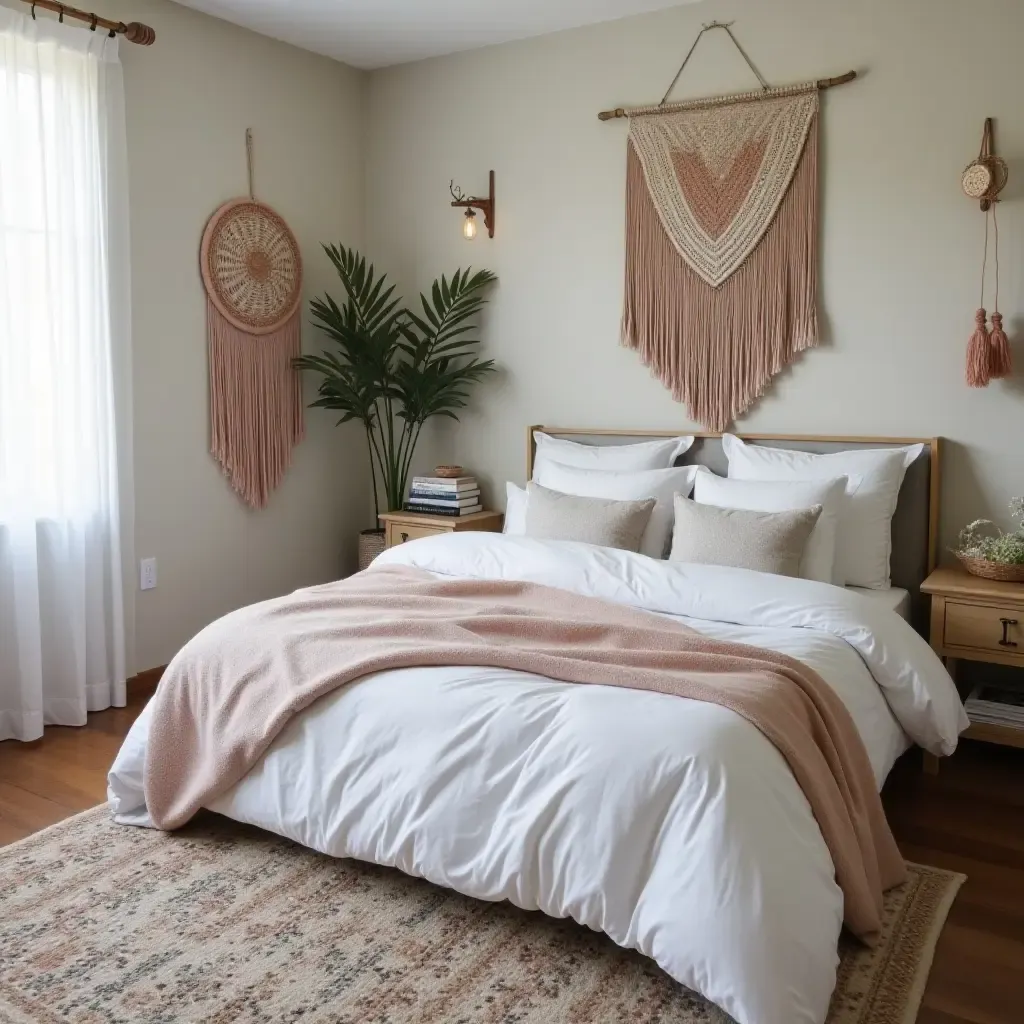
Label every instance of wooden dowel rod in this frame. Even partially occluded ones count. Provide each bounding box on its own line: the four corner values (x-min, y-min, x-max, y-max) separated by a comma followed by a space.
18, 0, 155, 44
597, 70, 856, 120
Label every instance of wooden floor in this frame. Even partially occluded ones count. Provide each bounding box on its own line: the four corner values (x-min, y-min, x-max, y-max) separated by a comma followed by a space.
1, 702, 1022, 1023
0, 683, 155, 846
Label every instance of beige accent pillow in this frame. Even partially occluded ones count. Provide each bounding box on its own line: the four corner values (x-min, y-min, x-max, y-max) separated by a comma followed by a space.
524, 482, 656, 553
669, 496, 822, 578
532, 462, 700, 558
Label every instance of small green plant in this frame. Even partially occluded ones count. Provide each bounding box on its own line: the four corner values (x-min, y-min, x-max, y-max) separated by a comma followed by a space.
956, 497, 1024, 565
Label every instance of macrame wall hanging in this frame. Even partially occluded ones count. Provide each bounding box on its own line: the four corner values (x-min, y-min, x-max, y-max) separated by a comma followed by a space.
962, 118, 1011, 388
200, 129, 304, 509
599, 23, 856, 431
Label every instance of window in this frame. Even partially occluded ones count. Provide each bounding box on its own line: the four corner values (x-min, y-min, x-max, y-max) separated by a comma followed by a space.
0, 23, 118, 522
0, 9, 130, 742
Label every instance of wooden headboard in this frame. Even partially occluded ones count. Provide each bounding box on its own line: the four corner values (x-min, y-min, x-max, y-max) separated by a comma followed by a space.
527, 426, 941, 629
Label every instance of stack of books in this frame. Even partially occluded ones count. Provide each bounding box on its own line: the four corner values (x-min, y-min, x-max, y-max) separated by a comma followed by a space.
405, 475, 482, 517
964, 685, 1024, 728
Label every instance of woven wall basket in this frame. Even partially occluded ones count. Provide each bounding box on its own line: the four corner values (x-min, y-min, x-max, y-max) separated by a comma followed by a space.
958, 555, 1024, 583
200, 198, 304, 509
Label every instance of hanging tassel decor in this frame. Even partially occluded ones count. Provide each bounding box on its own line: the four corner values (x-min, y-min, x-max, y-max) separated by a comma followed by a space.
990, 311, 1012, 379
988, 209, 1012, 379
963, 118, 1011, 388
966, 307, 992, 388
966, 206, 1013, 387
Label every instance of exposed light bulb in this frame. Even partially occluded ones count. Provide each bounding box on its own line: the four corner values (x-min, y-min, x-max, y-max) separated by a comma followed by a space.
462, 209, 477, 240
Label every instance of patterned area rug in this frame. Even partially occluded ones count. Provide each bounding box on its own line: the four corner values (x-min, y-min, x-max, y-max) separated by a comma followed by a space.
0, 807, 963, 1024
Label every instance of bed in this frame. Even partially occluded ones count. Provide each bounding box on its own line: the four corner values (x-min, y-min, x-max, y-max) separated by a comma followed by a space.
108, 429, 966, 1024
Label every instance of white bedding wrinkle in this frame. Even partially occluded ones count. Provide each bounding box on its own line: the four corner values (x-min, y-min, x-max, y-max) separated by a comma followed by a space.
847, 586, 912, 622
108, 532, 965, 1024
375, 533, 965, 755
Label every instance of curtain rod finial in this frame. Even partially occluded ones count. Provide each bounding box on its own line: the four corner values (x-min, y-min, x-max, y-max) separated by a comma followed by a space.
123, 22, 155, 45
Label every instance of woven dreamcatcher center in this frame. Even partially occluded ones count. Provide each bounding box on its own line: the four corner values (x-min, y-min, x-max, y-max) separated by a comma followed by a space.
201, 199, 302, 335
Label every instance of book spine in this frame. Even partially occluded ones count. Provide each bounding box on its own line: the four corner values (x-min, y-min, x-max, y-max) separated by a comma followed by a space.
407, 491, 479, 499
407, 493, 481, 506
411, 478, 477, 490
404, 503, 483, 517
405, 489, 481, 501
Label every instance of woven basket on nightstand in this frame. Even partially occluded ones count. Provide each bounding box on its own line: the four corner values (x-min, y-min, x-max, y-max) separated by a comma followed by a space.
958, 555, 1024, 583
358, 529, 387, 571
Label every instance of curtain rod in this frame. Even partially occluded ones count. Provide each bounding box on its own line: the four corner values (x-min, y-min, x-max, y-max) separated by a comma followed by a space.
18, 0, 155, 44
597, 71, 856, 120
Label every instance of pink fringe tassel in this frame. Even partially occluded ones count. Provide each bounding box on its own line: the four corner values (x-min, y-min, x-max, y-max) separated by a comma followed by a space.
208, 297, 305, 509
965, 308, 992, 388
988, 311, 1013, 380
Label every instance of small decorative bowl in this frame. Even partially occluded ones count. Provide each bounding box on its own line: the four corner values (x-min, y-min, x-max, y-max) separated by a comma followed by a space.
434, 465, 465, 479
957, 554, 1024, 583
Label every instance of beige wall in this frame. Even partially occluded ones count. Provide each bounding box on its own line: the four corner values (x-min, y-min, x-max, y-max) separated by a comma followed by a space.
6, 0, 1023, 671
116, 0, 369, 671
365, 0, 1024, 557
0, 0, 372, 671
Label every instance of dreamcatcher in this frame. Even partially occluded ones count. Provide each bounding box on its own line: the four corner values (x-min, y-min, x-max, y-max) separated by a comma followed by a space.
200, 129, 304, 508
962, 118, 1011, 387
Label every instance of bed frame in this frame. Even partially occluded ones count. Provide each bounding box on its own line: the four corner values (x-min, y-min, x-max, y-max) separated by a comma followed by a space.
526, 427, 942, 633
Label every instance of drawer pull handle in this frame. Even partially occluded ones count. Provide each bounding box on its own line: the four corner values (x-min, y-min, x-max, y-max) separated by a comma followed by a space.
400, 532, 409, 543
999, 618, 1018, 647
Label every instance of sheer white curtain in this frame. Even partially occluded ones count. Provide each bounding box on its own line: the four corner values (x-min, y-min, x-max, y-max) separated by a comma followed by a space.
0, 8, 132, 742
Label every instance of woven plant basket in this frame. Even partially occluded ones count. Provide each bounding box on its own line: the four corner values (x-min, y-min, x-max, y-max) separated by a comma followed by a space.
358, 529, 387, 572
958, 555, 1024, 583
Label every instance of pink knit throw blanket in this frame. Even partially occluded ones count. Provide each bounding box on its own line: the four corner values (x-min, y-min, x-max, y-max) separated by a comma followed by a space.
143, 565, 906, 941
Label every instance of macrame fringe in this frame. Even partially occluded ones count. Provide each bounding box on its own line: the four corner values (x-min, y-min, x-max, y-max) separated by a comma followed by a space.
622, 126, 818, 431
208, 297, 304, 509
965, 308, 992, 388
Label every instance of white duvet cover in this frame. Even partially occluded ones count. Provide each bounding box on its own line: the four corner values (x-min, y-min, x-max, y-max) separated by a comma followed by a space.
108, 534, 966, 1024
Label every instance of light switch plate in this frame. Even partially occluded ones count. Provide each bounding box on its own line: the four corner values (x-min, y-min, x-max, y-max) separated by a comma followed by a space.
140, 557, 157, 591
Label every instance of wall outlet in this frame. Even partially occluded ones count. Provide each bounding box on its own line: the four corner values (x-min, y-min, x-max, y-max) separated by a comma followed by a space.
140, 557, 157, 591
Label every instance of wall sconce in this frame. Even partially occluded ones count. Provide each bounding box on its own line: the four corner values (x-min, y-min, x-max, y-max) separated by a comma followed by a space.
449, 171, 495, 239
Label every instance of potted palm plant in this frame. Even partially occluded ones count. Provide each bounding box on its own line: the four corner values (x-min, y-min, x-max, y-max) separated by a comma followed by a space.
295, 245, 497, 567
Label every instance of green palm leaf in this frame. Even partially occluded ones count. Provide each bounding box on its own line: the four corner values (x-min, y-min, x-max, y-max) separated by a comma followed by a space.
294, 247, 497, 521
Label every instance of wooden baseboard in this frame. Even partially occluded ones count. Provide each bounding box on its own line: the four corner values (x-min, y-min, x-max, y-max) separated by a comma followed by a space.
127, 665, 165, 694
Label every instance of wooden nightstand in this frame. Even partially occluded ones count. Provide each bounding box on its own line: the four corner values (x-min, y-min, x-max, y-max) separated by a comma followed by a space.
921, 565, 1024, 755
378, 509, 504, 549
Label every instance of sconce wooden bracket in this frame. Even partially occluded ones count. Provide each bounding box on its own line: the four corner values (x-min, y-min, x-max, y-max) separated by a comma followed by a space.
450, 170, 495, 237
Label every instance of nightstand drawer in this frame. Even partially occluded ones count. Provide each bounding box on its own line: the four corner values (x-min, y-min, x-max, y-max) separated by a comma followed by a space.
945, 600, 1024, 656
386, 522, 447, 547
379, 510, 502, 550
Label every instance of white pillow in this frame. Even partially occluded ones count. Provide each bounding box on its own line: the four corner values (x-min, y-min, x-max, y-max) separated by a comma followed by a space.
533, 461, 700, 558
721, 435, 924, 589
693, 472, 847, 584
532, 432, 693, 479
